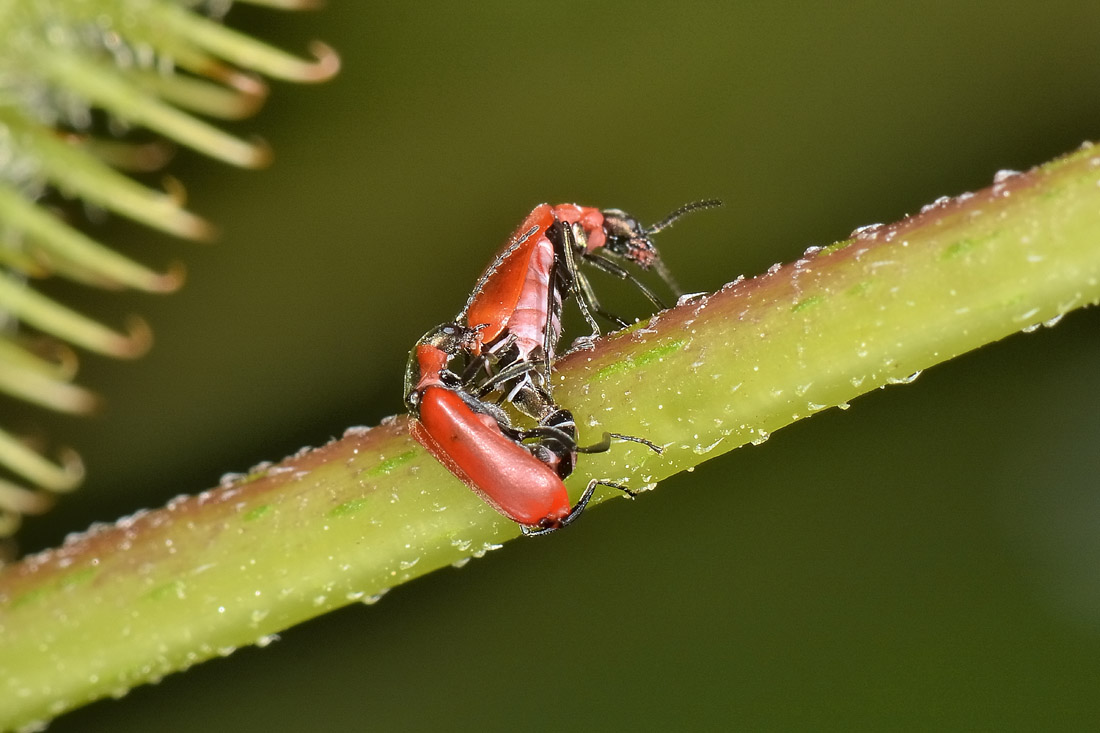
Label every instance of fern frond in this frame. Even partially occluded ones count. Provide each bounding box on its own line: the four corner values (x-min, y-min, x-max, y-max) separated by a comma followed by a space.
0, 0, 337, 535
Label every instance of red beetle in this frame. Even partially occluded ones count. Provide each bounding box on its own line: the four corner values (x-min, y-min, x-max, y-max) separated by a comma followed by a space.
452, 200, 721, 416
405, 330, 644, 535
412, 383, 631, 535
462, 200, 721, 351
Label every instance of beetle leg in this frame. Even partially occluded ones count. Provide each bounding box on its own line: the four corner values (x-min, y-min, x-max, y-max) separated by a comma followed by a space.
521, 479, 637, 537
556, 221, 606, 335
570, 432, 663, 456
604, 432, 663, 454
582, 249, 668, 310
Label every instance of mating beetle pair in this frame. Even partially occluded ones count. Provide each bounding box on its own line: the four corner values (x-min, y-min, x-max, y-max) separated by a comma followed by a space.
404, 201, 719, 534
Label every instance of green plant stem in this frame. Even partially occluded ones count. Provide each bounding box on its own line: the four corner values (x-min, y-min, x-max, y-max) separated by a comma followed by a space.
2, 144, 1100, 729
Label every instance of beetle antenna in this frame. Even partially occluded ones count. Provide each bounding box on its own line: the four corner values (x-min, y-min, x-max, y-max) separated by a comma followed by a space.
646, 198, 723, 234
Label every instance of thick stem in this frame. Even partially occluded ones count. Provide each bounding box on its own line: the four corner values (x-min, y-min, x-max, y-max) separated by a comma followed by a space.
2, 144, 1099, 729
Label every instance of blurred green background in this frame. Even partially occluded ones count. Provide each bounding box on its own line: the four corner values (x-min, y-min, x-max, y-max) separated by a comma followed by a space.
14, 1, 1100, 729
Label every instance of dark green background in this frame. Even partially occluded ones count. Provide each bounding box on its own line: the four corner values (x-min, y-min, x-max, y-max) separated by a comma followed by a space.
16, 2, 1100, 729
